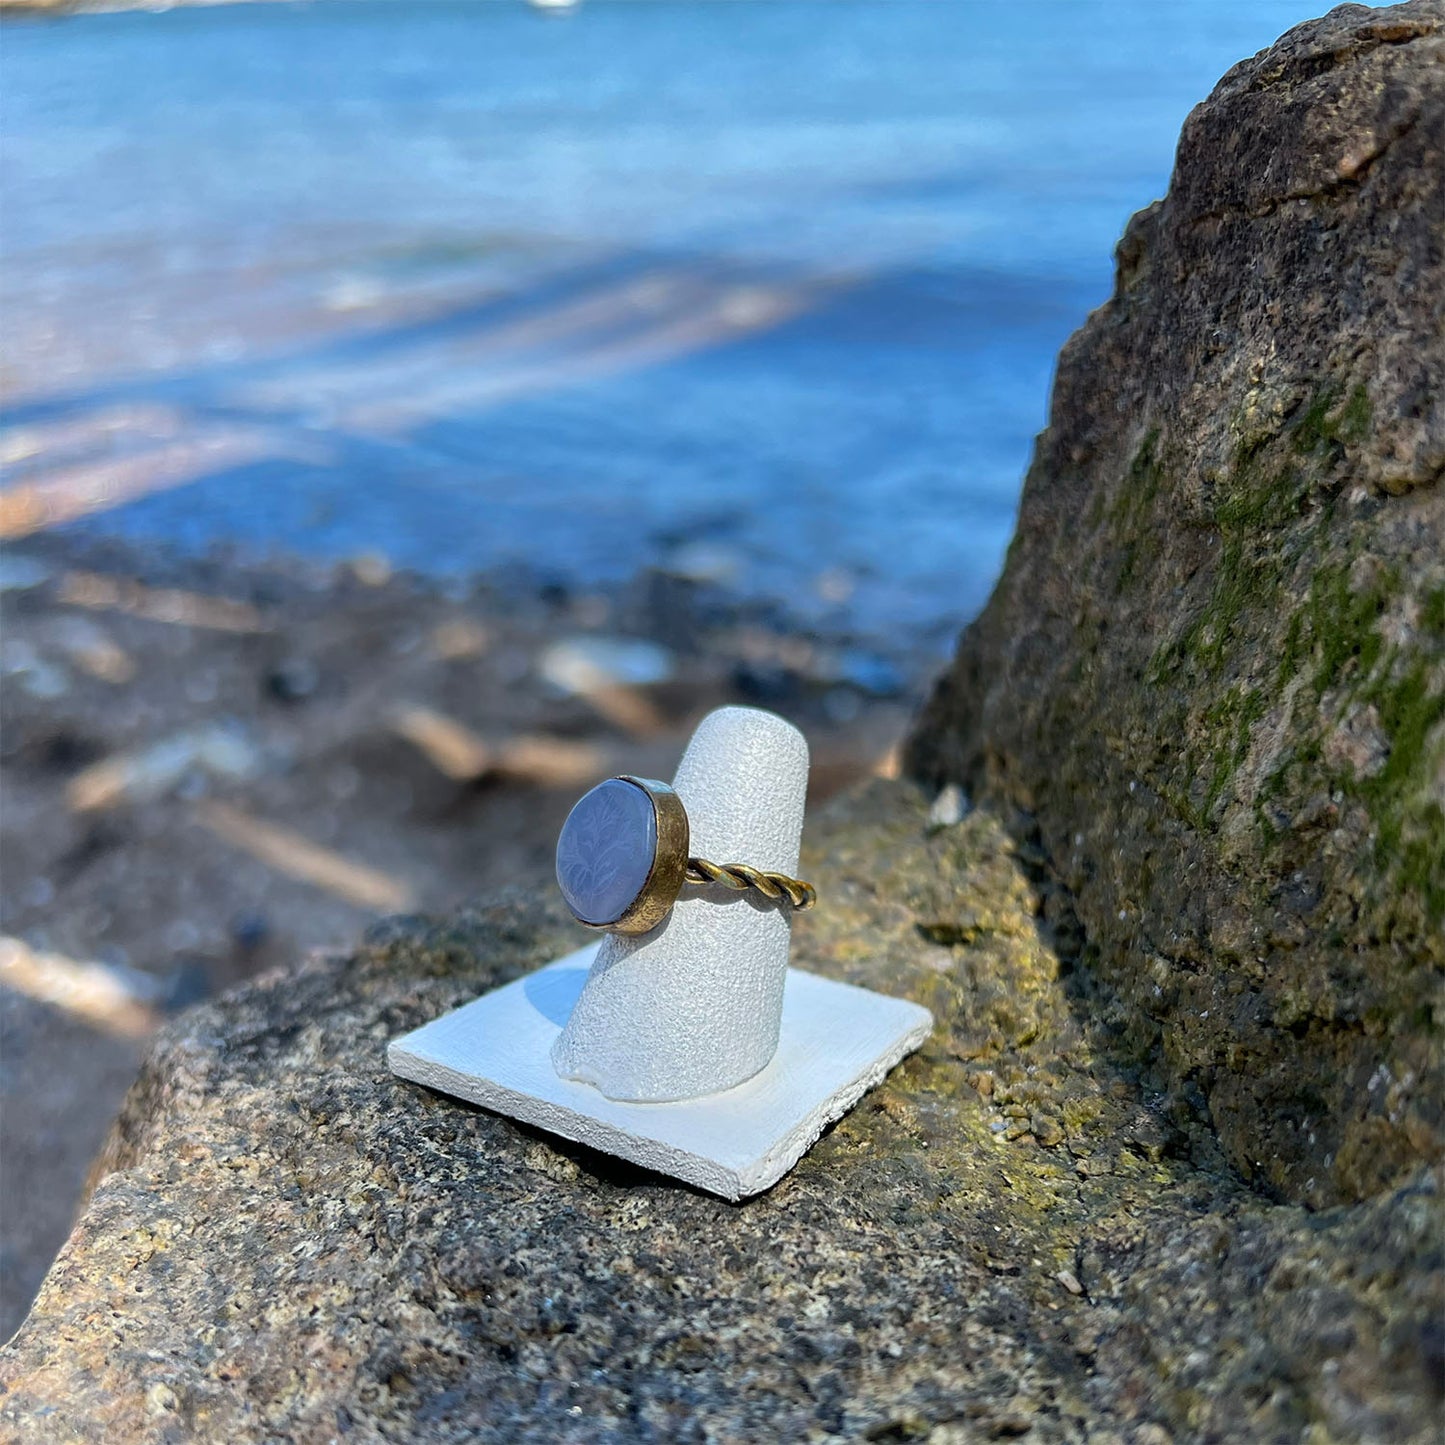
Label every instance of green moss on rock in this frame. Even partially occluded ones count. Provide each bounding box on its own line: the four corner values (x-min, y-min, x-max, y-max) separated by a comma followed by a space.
909, 0, 1445, 1209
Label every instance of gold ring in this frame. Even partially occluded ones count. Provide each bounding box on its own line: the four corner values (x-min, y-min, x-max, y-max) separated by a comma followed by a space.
555, 775, 816, 936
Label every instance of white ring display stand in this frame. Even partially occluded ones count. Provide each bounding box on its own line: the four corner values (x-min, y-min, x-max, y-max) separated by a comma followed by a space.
551, 706, 806, 1101
389, 705, 932, 1199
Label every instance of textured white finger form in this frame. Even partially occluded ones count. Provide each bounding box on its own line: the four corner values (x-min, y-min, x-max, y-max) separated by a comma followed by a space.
550, 706, 808, 1101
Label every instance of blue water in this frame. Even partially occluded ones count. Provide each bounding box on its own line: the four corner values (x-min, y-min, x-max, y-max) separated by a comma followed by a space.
1, 0, 1333, 645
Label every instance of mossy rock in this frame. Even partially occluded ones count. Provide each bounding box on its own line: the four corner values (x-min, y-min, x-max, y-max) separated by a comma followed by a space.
908, 0, 1445, 1208
1, 783, 1440, 1442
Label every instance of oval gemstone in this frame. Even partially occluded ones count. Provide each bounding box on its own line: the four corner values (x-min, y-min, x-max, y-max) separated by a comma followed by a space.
555, 778, 658, 926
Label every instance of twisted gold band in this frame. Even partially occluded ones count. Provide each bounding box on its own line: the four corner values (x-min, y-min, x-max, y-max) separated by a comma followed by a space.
685, 858, 817, 911
557, 775, 820, 935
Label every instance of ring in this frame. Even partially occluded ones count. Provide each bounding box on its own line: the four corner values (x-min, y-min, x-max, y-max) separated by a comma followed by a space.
555, 775, 817, 936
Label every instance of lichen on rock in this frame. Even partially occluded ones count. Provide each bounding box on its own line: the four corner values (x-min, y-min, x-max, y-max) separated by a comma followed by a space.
1, 783, 1441, 1442
908, 0, 1445, 1211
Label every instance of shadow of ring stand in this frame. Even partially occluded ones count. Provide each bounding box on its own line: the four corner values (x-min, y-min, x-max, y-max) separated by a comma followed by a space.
388, 706, 932, 1200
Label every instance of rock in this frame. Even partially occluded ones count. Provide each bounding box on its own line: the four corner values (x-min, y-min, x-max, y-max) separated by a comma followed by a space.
0, 554, 52, 592
829, 648, 907, 699
1, 781, 1440, 1442
908, 0, 1445, 1209
3, 11, 1441, 1440
539, 636, 674, 737
264, 656, 321, 703
49, 615, 136, 686
65, 724, 262, 813
927, 781, 969, 831
540, 636, 675, 692
0, 642, 69, 701
658, 540, 744, 586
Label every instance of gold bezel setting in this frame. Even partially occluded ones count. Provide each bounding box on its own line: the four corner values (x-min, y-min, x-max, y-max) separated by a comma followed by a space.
557, 776, 690, 936
602, 776, 690, 936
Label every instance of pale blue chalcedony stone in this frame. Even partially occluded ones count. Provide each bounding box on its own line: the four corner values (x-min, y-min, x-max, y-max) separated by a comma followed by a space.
555, 778, 658, 926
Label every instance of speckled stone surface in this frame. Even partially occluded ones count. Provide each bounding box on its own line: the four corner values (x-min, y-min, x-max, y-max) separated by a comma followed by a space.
555, 779, 657, 927
1, 781, 1441, 1443
909, 0, 1445, 1210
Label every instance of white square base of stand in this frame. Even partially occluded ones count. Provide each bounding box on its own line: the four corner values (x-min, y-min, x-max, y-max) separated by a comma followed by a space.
387, 943, 933, 1201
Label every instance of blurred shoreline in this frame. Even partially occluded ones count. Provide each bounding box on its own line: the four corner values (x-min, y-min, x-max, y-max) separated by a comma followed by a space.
0, 2, 284, 14
6, 0, 1316, 647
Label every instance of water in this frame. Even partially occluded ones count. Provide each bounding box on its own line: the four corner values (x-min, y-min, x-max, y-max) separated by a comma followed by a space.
2, 0, 1330, 646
